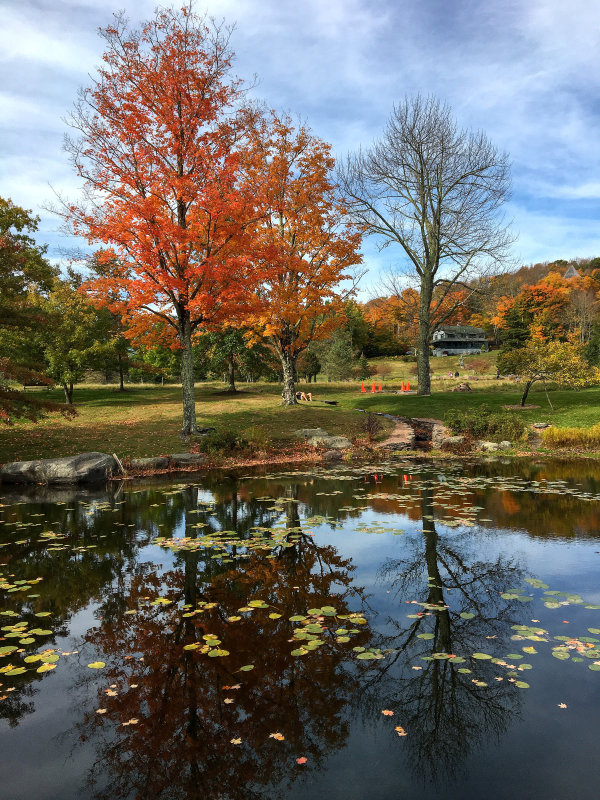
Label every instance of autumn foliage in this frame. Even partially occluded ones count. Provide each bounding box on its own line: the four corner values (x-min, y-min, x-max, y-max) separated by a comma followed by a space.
65, 6, 261, 433
244, 113, 363, 403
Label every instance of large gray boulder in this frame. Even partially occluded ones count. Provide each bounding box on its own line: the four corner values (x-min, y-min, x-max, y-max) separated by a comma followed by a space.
128, 456, 170, 470
476, 440, 500, 452
170, 453, 206, 468
293, 428, 330, 439
0, 452, 117, 485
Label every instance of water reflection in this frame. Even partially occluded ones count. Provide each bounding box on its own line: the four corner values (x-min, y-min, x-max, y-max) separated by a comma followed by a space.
1, 462, 600, 799
361, 486, 525, 782
77, 482, 371, 800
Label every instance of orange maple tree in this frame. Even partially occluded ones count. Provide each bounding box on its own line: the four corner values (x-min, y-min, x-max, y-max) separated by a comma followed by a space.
63, 5, 260, 434
245, 113, 363, 404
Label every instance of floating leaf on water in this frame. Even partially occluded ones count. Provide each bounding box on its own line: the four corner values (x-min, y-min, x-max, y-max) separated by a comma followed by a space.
320, 606, 337, 616
289, 615, 306, 622
460, 612, 475, 619
515, 681, 530, 688
417, 633, 434, 640
458, 668, 472, 674
588, 664, 600, 671
268, 613, 282, 620
356, 652, 377, 660
6, 667, 26, 676
87, 661, 106, 669
37, 663, 56, 673
239, 665, 254, 671
291, 648, 308, 656
472, 653, 492, 660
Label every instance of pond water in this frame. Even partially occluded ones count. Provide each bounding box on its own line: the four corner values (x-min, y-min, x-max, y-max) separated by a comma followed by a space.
1, 458, 600, 800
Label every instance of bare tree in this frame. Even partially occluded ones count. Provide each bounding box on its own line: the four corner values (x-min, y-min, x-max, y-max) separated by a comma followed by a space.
338, 95, 515, 395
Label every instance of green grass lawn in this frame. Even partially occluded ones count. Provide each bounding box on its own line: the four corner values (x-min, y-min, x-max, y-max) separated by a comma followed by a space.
0, 383, 373, 463
339, 384, 600, 429
1, 377, 599, 463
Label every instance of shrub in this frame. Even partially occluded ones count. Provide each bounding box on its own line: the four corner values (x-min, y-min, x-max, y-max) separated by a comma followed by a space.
543, 423, 600, 450
375, 363, 393, 379
194, 429, 249, 455
361, 412, 383, 443
444, 404, 527, 442
245, 425, 271, 450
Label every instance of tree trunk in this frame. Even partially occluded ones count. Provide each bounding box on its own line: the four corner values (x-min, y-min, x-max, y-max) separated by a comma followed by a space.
422, 488, 451, 652
118, 353, 125, 392
63, 381, 74, 404
280, 349, 298, 405
179, 313, 197, 436
226, 352, 236, 393
520, 379, 534, 406
417, 277, 433, 396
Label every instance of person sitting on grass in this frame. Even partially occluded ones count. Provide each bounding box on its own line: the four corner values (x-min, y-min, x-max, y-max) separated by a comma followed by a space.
295, 391, 313, 401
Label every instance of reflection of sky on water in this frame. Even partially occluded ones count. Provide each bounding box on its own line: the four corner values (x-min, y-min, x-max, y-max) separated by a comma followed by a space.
1, 461, 600, 799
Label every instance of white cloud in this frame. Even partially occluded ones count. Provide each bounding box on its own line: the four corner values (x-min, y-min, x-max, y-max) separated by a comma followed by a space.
0, 0, 598, 268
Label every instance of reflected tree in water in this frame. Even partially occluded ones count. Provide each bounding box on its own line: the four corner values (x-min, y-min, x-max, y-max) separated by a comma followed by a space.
363, 487, 526, 783
77, 482, 371, 800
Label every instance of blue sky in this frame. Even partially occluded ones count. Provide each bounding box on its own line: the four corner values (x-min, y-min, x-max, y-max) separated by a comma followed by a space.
1, 0, 599, 291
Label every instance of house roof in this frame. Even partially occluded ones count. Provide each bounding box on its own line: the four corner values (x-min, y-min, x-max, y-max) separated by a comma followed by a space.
435, 325, 486, 335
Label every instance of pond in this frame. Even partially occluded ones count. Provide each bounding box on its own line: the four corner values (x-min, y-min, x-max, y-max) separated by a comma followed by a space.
1, 457, 600, 800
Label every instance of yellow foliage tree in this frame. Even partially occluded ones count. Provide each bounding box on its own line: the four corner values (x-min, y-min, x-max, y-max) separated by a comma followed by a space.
497, 339, 600, 407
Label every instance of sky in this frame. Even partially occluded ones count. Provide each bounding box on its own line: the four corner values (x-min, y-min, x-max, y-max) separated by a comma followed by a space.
1, 0, 599, 292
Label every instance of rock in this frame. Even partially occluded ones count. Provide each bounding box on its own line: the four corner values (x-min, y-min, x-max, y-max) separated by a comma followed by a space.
170, 453, 206, 467
322, 449, 343, 463
128, 457, 170, 470
477, 440, 500, 452
441, 435, 465, 446
431, 422, 452, 448
381, 441, 412, 452
309, 435, 352, 450
498, 441, 512, 450
0, 452, 117, 485
379, 420, 416, 451
293, 428, 330, 439
533, 422, 550, 429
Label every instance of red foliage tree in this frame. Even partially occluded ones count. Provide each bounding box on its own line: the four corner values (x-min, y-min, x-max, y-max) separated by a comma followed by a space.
63, 5, 260, 434
244, 113, 363, 404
